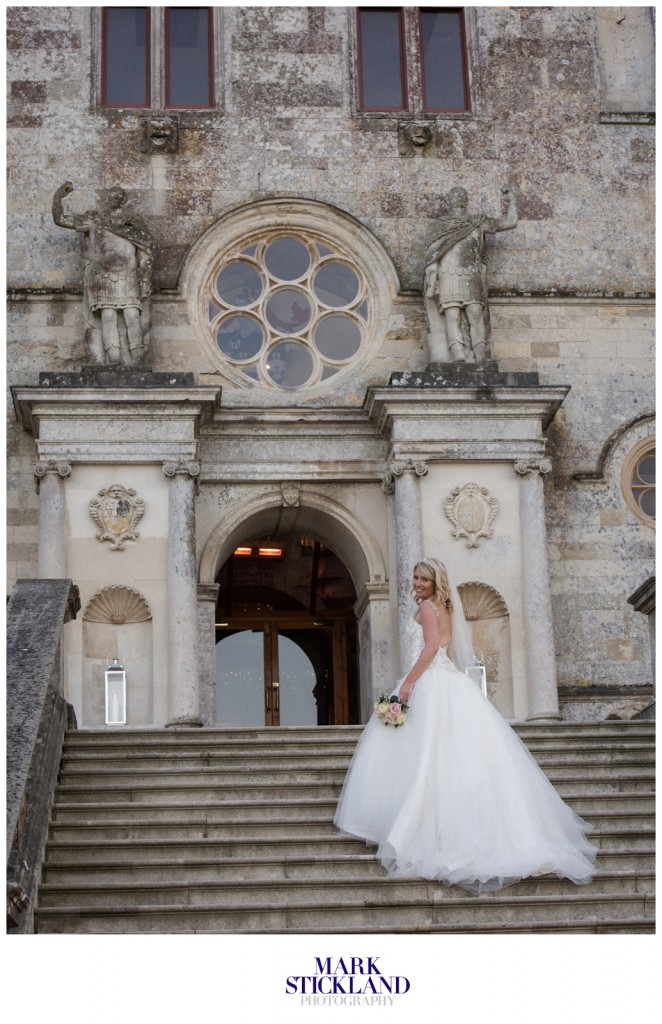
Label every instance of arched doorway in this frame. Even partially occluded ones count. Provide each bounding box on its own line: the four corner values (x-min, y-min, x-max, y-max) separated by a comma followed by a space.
215, 532, 360, 726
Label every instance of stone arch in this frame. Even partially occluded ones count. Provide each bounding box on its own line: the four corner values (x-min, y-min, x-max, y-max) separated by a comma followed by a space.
199, 487, 387, 591
458, 581, 513, 718
198, 487, 391, 720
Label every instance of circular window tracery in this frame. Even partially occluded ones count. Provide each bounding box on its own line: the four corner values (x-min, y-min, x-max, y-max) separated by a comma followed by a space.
206, 232, 371, 389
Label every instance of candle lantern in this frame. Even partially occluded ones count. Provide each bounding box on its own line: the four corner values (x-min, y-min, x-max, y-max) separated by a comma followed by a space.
105, 657, 126, 724
465, 653, 487, 697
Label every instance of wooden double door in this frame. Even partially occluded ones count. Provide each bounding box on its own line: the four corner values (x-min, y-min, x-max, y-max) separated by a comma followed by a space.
216, 614, 354, 726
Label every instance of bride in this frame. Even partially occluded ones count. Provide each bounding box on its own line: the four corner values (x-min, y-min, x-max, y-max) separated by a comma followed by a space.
334, 558, 598, 893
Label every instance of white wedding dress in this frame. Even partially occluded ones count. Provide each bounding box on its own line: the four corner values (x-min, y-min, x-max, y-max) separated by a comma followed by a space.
335, 624, 598, 894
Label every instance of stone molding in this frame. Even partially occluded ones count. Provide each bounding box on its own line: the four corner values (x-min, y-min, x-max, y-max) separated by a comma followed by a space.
444, 482, 499, 548
33, 459, 71, 493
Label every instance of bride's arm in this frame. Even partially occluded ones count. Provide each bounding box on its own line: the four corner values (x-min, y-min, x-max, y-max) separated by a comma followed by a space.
399, 602, 444, 703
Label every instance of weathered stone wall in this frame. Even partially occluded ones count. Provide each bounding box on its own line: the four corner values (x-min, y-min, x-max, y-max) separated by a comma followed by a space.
6, 6, 655, 702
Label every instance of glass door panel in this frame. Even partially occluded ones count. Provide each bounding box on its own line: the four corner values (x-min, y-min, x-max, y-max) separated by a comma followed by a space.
277, 634, 318, 726
216, 630, 265, 726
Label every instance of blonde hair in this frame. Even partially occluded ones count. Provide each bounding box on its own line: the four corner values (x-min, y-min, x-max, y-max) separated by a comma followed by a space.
413, 558, 454, 612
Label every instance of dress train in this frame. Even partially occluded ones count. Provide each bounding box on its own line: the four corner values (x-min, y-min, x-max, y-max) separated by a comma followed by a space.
334, 647, 598, 894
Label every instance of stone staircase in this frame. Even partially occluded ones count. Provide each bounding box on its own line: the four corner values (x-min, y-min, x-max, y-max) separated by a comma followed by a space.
35, 722, 655, 934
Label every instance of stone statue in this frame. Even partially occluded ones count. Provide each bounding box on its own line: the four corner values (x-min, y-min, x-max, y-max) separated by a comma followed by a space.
52, 182, 153, 365
424, 186, 518, 365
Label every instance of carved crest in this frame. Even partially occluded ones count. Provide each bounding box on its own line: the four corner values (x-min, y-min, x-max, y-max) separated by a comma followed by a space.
444, 482, 499, 548
89, 484, 145, 550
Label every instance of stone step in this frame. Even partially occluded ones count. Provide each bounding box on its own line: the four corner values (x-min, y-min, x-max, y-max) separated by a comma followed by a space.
51, 784, 655, 816
43, 837, 653, 873
56, 767, 655, 795
36, 867, 656, 910
41, 848, 656, 886
47, 808, 653, 844
34, 890, 655, 934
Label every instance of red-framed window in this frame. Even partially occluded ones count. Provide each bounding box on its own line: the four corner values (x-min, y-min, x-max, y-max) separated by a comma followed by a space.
165, 7, 214, 108
101, 7, 151, 108
101, 7, 215, 109
357, 8, 408, 112
419, 8, 469, 112
356, 7, 470, 114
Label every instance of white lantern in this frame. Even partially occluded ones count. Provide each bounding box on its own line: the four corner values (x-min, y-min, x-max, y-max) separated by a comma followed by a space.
105, 657, 126, 724
465, 654, 487, 697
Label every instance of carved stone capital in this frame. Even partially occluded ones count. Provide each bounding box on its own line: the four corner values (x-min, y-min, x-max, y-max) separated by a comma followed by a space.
514, 458, 553, 477
34, 460, 72, 493
382, 458, 429, 494
444, 482, 499, 549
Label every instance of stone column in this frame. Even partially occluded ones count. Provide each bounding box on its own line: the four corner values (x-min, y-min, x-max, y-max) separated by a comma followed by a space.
198, 583, 220, 726
514, 458, 561, 720
384, 458, 428, 677
34, 460, 72, 578
163, 460, 202, 727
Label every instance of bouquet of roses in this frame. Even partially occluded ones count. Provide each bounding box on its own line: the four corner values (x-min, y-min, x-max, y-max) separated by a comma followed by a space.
374, 692, 409, 727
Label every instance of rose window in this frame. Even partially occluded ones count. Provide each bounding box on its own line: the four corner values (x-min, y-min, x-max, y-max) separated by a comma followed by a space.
207, 233, 370, 388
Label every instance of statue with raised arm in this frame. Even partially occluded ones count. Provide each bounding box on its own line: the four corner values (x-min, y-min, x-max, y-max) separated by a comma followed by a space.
424, 186, 518, 365
52, 182, 153, 365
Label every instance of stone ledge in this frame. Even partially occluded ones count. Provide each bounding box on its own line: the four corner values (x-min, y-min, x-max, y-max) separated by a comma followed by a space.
38, 366, 195, 388
390, 362, 540, 388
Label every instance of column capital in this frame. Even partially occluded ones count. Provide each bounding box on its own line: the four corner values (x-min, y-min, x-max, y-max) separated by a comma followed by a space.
34, 460, 72, 493
514, 457, 552, 477
163, 460, 201, 493
382, 458, 429, 493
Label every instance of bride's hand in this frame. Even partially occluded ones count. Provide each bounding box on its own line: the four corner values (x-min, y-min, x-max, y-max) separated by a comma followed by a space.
399, 681, 413, 703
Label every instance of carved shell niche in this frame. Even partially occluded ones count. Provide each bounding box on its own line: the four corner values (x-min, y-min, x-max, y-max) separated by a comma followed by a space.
83, 586, 152, 625
457, 582, 509, 622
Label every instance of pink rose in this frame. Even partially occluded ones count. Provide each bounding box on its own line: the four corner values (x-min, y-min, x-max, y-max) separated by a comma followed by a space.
390, 702, 401, 715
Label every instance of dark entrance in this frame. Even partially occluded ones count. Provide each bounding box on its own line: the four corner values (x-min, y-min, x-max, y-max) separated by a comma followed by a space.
215, 534, 359, 726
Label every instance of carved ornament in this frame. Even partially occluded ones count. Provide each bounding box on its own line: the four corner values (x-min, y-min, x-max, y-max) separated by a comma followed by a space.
514, 458, 553, 477
281, 482, 301, 507
382, 459, 429, 494
444, 482, 499, 548
398, 122, 434, 157
83, 585, 152, 624
89, 484, 145, 550
139, 116, 179, 154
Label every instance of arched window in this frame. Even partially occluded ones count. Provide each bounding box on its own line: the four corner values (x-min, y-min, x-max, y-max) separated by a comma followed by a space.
621, 437, 655, 525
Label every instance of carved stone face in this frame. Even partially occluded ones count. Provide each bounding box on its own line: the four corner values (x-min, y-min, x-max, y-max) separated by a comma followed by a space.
147, 120, 174, 147
107, 187, 126, 209
447, 187, 468, 211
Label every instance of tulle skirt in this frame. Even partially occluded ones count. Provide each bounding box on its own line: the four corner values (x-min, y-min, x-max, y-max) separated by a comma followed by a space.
334, 650, 598, 894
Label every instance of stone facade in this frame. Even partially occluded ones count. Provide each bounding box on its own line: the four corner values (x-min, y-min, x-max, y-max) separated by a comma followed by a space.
7, 7, 655, 724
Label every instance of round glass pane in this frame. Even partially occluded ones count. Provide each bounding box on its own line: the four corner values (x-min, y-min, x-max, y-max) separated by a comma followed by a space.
313, 263, 360, 307
216, 262, 263, 307
636, 456, 655, 485
265, 288, 312, 334
264, 237, 311, 281
314, 315, 362, 361
265, 342, 315, 388
216, 315, 264, 361
639, 489, 655, 517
